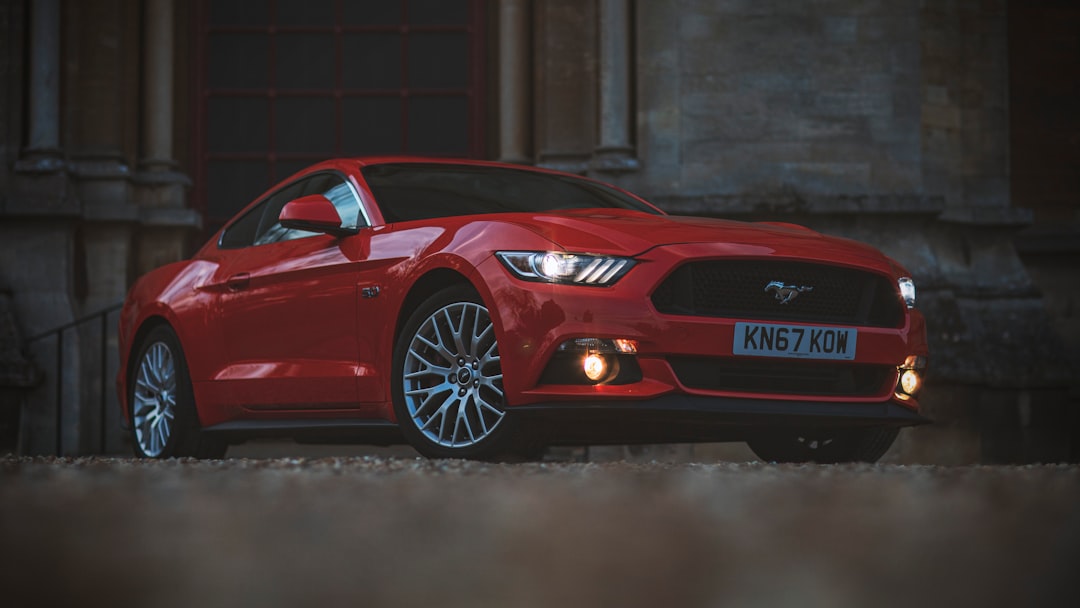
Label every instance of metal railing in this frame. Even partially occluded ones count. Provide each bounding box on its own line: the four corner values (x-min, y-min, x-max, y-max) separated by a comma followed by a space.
26, 303, 123, 455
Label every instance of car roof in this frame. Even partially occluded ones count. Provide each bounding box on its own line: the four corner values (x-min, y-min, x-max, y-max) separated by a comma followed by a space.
296, 156, 590, 180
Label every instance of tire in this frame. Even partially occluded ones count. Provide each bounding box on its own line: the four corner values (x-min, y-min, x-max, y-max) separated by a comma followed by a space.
392, 285, 514, 460
747, 426, 899, 464
129, 325, 226, 459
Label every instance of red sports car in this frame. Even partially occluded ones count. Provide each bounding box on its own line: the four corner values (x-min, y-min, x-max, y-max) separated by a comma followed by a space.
117, 158, 928, 462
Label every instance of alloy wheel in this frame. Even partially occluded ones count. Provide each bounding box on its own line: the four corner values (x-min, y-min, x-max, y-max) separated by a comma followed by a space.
402, 301, 505, 448
132, 341, 176, 457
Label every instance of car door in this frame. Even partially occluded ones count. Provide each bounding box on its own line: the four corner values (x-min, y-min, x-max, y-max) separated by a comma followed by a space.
208, 173, 370, 412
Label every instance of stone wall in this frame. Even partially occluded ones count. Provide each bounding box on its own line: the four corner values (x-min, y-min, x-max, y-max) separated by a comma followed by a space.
0, 0, 197, 455
631, 0, 923, 201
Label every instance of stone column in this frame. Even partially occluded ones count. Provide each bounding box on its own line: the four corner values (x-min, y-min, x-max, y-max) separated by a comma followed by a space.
141, 0, 176, 174
497, 0, 531, 164
592, 0, 638, 173
134, 0, 200, 277
3, 0, 83, 455
17, 0, 63, 173
67, 0, 134, 190
533, 0, 597, 174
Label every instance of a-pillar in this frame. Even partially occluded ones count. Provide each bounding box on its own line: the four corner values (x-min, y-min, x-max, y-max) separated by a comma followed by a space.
134, 0, 200, 278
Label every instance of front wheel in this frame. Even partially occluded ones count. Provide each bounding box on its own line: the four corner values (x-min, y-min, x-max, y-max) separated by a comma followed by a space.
392, 285, 513, 460
129, 325, 226, 459
747, 427, 899, 464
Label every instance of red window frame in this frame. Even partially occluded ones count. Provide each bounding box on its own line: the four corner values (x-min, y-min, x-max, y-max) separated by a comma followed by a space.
191, 0, 487, 232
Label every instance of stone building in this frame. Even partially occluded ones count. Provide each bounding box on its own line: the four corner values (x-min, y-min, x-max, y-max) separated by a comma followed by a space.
0, 0, 1076, 461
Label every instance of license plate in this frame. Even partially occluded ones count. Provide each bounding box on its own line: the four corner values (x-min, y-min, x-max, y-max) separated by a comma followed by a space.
733, 322, 857, 360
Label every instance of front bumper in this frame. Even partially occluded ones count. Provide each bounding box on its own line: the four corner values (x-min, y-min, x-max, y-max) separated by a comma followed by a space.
474, 243, 930, 415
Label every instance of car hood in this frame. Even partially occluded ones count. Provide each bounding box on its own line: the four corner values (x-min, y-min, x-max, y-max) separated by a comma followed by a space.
502, 210, 892, 267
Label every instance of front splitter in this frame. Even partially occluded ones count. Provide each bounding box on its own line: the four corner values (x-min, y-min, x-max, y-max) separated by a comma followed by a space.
508, 394, 928, 445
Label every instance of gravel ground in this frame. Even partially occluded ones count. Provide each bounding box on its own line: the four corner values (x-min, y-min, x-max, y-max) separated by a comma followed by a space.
1, 456, 1078, 608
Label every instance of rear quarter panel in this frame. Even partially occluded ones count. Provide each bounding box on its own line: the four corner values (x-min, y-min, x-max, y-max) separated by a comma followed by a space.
117, 259, 221, 422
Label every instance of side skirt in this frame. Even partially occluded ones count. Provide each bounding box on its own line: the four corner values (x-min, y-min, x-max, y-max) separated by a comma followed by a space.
202, 419, 405, 446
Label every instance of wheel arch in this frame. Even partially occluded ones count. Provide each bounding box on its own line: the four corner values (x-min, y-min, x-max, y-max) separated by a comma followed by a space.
393, 268, 479, 345
123, 315, 174, 417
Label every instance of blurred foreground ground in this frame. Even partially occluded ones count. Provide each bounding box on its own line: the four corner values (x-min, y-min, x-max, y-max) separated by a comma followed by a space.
1, 455, 1078, 608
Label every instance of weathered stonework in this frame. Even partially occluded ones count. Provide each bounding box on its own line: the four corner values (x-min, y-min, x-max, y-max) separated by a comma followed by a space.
0, 0, 197, 455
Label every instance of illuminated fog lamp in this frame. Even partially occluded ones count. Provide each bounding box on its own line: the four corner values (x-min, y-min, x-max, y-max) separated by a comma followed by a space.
583, 353, 608, 382
899, 369, 921, 395
613, 339, 638, 354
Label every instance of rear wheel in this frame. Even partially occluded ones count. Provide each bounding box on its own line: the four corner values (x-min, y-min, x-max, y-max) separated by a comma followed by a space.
747, 427, 899, 464
392, 285, 513, 460
129, 325, 226, 459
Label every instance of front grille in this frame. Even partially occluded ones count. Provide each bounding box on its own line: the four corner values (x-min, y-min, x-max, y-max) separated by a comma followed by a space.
651, 260, 903, 327
668, 357, 893, 397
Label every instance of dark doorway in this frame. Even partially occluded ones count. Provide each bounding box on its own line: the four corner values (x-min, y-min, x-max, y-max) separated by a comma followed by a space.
1009, 0, 1080, 229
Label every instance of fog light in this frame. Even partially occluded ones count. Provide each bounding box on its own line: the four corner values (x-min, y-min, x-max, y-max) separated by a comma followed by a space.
899, 369, 921, 395
583, 354, 608, 382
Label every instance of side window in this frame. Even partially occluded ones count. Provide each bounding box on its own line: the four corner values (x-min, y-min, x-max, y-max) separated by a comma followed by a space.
310, 175, 364, 230
219, 200, 269, 249
221, 172, 366, 249
253, 181, 314, 246
254, 173, 365, 246
220, 181, 306, 249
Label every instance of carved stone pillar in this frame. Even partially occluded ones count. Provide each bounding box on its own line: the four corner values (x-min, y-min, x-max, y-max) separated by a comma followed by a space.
533, 0, 596, 173
497, 0, 531, 164
141, 0, 177, 175
135, 0, 199, 275
592, 0, 638, 173
66, 0, 134, 197
17, 0, 63, 173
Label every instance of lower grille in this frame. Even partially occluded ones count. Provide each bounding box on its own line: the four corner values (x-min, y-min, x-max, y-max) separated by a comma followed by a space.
651, 260, 904, 328
668, 357, 893, 397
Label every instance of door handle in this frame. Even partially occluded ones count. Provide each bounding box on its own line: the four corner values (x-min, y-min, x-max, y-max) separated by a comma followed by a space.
226, 273, 250, 291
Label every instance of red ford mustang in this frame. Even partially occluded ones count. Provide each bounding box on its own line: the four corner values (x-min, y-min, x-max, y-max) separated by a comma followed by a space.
117, 157, 928, 462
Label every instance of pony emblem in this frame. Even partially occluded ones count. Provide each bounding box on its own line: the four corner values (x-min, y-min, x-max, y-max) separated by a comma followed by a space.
765, 281, 813, 304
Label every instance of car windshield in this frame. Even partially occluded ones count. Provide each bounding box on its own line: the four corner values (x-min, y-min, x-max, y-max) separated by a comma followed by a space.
361, 163, 661, 223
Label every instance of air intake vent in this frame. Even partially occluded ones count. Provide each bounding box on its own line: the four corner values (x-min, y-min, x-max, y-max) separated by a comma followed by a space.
668, 357, 893, 397
651, 260, 903, 328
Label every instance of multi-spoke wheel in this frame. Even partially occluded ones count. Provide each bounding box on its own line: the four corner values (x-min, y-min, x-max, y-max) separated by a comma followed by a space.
128, 325, 225, 459
747, 426, 899, 464
132, 341, 177, 457
392, 285, 513, 459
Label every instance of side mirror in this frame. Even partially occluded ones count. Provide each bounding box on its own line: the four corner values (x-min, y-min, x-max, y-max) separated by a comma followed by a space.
279, 194, 358, 237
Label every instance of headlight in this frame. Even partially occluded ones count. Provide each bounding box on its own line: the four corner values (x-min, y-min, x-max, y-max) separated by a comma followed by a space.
898, 277, 916, 308
496, 251, 635, 286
